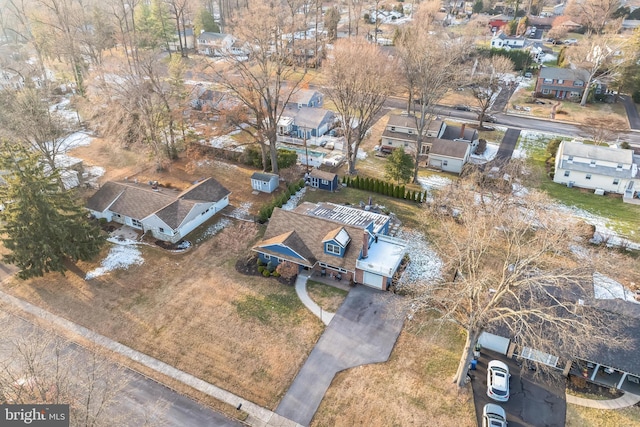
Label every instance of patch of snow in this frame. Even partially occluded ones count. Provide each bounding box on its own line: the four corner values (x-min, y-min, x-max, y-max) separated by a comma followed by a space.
593, 272, 639, 304
228, 202, 252, 218
59, 132, 94, 153
195, 218, 232, 243
85, 165, 105, 178
469, 142, 499, 164
85, 244, 144, 280
206, 134, 245, 152
357, 150, 368, 159
396, 229, 443, 285
417, 175, 451, 191
281, 187, 307, 211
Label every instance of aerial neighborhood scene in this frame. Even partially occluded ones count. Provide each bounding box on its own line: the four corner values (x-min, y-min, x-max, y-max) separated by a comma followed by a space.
1, 0, 640, 425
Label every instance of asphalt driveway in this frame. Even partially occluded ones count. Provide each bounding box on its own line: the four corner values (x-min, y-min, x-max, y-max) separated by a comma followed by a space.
496, 128, 521, 162
621, 95, 640, 131
472, 350, 566, 427
275, 285, 405, 426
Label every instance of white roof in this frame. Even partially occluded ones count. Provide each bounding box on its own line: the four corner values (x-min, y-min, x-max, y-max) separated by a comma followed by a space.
560, 141, 633, 164
335, 228, 351, 247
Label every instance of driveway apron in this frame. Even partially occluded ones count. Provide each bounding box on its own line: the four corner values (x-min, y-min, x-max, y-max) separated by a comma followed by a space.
275, 285, 405, 426
496, 128, 521, 162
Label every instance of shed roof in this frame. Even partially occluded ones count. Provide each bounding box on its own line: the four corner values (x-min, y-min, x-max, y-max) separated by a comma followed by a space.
251, 172, 279, 182
309, 169, 337, 181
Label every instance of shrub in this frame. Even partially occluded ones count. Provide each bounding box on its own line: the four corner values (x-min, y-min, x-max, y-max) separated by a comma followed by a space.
266, 261, 274, 272
262, 269, 271, 277
257, 258, 265, 267
258, 266, 266, 273
633, 90, 640, 104
272, 271, 281, 277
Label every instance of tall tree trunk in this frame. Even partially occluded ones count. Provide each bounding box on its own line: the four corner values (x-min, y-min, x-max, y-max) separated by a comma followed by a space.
580, 80, 592, 107
453, 328, 481, 387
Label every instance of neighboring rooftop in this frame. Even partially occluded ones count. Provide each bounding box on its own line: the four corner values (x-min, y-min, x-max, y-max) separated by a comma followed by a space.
429, 139, 470, 159
539, 67, 590, 82
560, 141, 634, 164
294, 202, 389, 234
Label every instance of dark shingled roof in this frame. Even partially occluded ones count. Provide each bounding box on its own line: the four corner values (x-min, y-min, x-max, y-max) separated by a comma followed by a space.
253, 208, 365, 271
86, 178, 230, 229
441, 124, 478, 142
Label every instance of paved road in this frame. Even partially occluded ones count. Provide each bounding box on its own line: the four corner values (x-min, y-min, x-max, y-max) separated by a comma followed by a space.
0, 309, 242, 427
276, 285, 405, 426
383, 97, 640, 147
471, 351, 566, 427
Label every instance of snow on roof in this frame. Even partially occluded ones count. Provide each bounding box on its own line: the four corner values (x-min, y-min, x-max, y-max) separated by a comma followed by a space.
335, 228, 351, 246
358, 235, 406, 276
294, 202, 389, 233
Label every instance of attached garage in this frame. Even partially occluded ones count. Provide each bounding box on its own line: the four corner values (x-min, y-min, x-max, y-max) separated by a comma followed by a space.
478, 332, 510, 355
362, 271, 386, 290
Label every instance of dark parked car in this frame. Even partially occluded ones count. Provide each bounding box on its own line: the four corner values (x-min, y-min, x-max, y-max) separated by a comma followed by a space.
454, 104, 471, 111
479, 113, 498, 123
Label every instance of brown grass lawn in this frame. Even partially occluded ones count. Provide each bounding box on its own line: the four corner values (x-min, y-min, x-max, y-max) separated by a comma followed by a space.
1, 222, 324, 408
306, 280, 348, 313
509, 87, 629, 126
311, 313, 476, 426
566, 404, 640, 427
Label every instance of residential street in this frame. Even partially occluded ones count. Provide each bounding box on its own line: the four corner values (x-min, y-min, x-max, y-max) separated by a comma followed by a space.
0, 307, 242, 427
383, 97, 640, 147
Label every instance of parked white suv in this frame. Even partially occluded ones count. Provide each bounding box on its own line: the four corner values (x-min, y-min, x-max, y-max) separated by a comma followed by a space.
482, 403, 507, 427
487, 360, 510, 402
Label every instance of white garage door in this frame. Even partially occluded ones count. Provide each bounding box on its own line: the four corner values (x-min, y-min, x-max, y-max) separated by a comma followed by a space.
363, 271, 385, 289
478, 332, 510, 355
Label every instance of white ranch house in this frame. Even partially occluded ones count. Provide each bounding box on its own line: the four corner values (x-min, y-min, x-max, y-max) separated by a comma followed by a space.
86, 178, 230, 243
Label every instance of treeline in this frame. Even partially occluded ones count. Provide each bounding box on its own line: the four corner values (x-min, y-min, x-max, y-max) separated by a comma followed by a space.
257, 179, 305, 223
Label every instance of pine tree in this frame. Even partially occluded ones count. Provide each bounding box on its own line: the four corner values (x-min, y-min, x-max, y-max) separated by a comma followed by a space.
0, 142, 105, 279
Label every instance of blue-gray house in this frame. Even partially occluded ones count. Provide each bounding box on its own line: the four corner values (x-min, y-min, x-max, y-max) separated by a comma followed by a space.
278, 106, 335, 139
252, 203, 407, 290
307, 169, 338, 192
286, 88, 324, 108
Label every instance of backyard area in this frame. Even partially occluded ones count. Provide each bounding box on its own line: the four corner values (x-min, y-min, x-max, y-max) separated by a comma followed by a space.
566, 404, 640, 427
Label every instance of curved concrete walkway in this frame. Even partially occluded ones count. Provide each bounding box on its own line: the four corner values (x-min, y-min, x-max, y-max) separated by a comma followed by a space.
295, 273, 334, 326
566, 390, 640, 409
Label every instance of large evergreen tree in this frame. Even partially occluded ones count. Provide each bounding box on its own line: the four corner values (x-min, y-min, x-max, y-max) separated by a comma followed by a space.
0, 142, 104, 279
384, 147, 414, 185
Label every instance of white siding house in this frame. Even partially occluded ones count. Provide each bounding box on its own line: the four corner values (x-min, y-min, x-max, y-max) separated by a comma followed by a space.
553, 141, 639, 196
490, 31, 526, 48
86, 178, 231, 243
427, 139, 471, 174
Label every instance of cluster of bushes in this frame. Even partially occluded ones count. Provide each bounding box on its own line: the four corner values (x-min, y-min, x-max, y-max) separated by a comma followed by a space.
257, 258, 280, 277
242, 146, 297, 170
257, 178, 305, 223
479, 48, 532, 71
342, 175, 426, 203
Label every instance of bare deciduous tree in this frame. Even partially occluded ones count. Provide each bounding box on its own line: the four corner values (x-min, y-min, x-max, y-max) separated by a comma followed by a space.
400, 165, 624, 387
325, 37, 394, 175
209, 0, 306, 174
580, 115, 627, 145
470, 56, 513, 128
396, 8, 468, 183
565, 34, 624, 107
566, 0, 621, 34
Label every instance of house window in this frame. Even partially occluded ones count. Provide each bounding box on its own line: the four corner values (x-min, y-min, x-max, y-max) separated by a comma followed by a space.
544, 78, 553, 83
574, 81, 584, 87
388, 141, 393, 145
567, 156, 573, 162
590, 160, 596, 167
326, 243, 341, 255
263, 254, 271, 260
613, 178, 620, 185
131, 219, 142, 228
542, 89, 550, 95
570, 92, 581, 97
404, 142, 409, 147
390, 126, 396, 132
159, 227, 165, 233
616, 164, 623, 170
558, 79, 564, 84
564, 171, 570, 177
408, 130, 413, 134
443, 160, 448, 166
586, 174, 592, 180
321, 179, 329, 185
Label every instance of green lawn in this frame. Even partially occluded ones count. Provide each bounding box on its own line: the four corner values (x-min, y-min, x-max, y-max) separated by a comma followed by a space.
306, 280, 348, 312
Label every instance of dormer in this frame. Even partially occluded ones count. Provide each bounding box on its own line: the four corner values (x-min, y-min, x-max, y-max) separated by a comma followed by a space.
322, 227, 351, 257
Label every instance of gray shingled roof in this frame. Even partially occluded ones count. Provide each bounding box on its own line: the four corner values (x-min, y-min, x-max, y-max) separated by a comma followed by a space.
86, 178, 230, 228
441, 124, 478, 142
429, 139, 470, 159
251, 172, 279, 182
539, 67, 589, 82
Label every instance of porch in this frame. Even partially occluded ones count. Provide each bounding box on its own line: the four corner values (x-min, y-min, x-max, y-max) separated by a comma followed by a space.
571, 359, 640, 394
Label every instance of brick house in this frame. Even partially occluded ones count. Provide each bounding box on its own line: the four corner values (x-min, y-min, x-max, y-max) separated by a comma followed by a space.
535, 67, 605, 100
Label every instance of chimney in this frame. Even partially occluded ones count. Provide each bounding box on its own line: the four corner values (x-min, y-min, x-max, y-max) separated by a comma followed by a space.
459, 123, 466, 139
362, 231, 369, 259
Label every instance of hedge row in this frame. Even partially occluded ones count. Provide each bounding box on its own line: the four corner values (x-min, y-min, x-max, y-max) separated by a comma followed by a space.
342, 175, 426, 203
257, 178, 305, 223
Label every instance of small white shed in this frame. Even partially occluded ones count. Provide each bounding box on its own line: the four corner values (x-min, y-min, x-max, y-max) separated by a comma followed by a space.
251, 172, 279, 193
